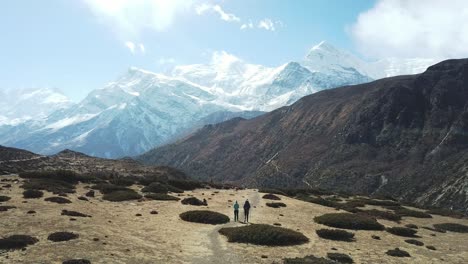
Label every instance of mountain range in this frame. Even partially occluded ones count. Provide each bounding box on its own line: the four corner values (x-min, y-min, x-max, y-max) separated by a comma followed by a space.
0, 41, 437, 158
138, 59, 468, 213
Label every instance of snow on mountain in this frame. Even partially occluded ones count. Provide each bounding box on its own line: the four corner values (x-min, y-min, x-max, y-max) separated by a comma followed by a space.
0, 88, 73, 125
0, 41, 441, 158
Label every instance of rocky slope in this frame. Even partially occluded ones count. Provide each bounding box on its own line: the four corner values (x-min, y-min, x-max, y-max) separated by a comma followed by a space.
139, 59, 468, 213
0, 146, 186, 180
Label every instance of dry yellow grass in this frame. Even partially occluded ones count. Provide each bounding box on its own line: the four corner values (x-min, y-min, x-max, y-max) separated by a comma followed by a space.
0, 175, 467, 264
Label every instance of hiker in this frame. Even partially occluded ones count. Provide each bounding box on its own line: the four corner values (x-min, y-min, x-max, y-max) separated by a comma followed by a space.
233, 201, 239, 222
243, 199, 251, 222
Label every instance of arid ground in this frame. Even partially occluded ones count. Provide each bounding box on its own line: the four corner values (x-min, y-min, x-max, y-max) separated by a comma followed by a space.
1, 174, 467, 264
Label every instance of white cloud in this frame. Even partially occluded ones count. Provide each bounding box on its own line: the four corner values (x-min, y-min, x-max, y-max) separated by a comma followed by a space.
125, 41, 136, 54
195, 3, 240, 22
158, 57, 176, 65
125, 41, 145, 55
240, 21, 254, 30
350, 0, 468, 59
83, 0, 193, 37
258, 19, 276, 31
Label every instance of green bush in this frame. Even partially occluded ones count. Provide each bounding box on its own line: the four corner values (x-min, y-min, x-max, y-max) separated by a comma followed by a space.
168, 179, 203, 190
357, 198, 400, 207
284, 255, 335, 264
433, 223, 468, 233
62, 259, 91, 264
297, 195, 338, 208
266, 202, 287, 208
47, 232, 79, 242
0, 235, 38, 250
109, 177, 136, 187
61, 210, 91, 218
21, 178, 75, 194
0, 205, 16, 212
19, 170, 80, 183
386, 227, 418, 237
385, 248, 411, 257
405, 224, 418, 229
394, 208, 432, 218
91, 183, 128, 194
316, 229, 355, 242
145, 193, 180, 201
219, 224, 309, 246
102, 189, 142, 202
45, 197, 72, 204
404, 239, 424, 246
426, 208, 464, 219
259, 188, 287, 196
23, 189, 44, 199
0, 195, 11, 202
181, 197, 207, 206
357, 209, 401, 222
314, 213, 384, 230
327, 252, 354, 263
180, 210, 230, 225
262, 193, 281, 200
426, 245, 436, 250
141, 182, 183, 194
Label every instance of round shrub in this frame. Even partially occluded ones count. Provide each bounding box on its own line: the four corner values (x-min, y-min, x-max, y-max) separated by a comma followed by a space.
316, 229, 355, 242
405, 239, 424, 246
314, 213, 385, 230
145, 193, 180, 201
262, 193, 281, 200
386, 227, 418, 237
426, 245, 436, 250
63, 259, 91, 264
327, 253, 354, 263
219, 224, 309, 246
395, 208, 432, 218
180, 210, 230, 225
61, 210, 91, 218
385, 248, 411, 257
102, 190, 142, 202
181, 197, 206, 206
0, 195, 11, 202
284, 255, 335, 264
0, 235, 38, 250
45, 197, 72, 204
0, 205, 16, 212
23, 189, 44, 199
433, 223, 468, 233
47, 232, 79, 242
266, 202, 287, 208
357, 209, 401, 222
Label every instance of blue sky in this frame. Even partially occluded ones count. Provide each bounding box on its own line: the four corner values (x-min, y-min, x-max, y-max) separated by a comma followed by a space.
1, 0, 467, 101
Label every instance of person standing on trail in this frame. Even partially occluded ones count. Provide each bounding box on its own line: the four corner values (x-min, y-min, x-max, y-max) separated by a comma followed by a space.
233, 201, 239, 222
243, 199, 251, 223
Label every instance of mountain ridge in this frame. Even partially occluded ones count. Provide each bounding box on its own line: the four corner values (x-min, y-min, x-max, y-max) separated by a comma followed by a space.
138, 58, 468, 213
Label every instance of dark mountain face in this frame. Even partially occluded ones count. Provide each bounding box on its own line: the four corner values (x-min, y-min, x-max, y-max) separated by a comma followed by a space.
138, 59, 468, 213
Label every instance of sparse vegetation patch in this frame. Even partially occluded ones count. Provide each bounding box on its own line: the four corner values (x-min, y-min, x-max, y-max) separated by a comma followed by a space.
386, 227, 418, 237
45, 197, 72, 204
262, 193, 281, 200
181, 197, 206, 206
219, 224, 309, 246
0, 235, 38, 250
327, 252, 354, 263
314, 213, 384, 230
316, 229, 355, 242
102, 189, 142, 202
145, 193, 180, 201
405, 239, 424, 246
433, 223, 468, 233
180, 210, 229, 225
47, 232, 79, 242
266, 202, 287, 208
62, 259, 91, 264
61, 210, 91, 218
283, 255, 335, 264
0, 195, 11, 202
385, 248, 411, 257
23, 189, 44, 199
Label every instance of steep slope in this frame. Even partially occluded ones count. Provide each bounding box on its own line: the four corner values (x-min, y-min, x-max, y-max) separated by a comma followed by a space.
139, 59, 468, 212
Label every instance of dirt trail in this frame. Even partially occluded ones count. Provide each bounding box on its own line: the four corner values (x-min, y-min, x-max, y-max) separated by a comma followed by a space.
191, 190, 261, 264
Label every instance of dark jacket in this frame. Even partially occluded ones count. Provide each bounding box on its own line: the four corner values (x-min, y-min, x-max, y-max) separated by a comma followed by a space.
243, 201, 251, 210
